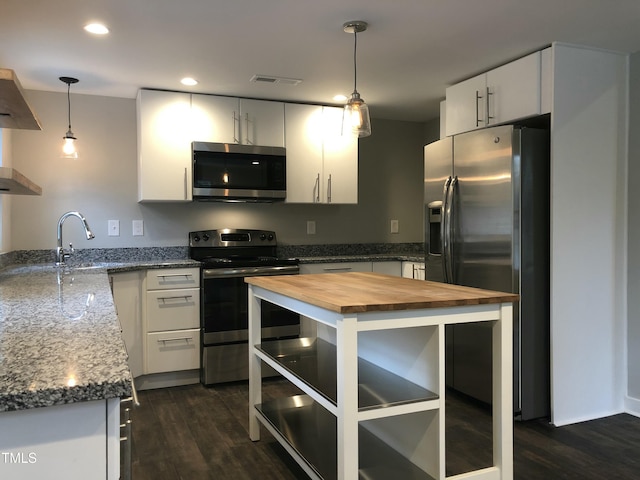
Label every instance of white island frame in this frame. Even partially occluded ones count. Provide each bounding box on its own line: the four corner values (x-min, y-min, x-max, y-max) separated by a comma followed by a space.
247, 273, 514, 480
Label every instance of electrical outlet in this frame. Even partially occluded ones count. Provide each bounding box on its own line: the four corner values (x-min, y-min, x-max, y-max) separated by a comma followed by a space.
390, 219, 399, 234
132, 220, 144, 236
108, 220, 120, 237
307, 220, 316, 235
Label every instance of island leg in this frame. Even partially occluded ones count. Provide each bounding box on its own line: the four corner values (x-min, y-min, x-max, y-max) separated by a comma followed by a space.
493, 302, 514, 479
336, 315, 359, 480
248, 285, 262, 441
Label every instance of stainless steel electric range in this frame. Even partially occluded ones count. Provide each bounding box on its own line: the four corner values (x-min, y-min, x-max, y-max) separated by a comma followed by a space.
188, 228, 300, 385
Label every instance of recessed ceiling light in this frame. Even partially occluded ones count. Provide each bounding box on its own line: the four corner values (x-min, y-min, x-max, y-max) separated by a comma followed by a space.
333, 94, 348, 102
181, 77, 198, 86
84, 23, 109, 35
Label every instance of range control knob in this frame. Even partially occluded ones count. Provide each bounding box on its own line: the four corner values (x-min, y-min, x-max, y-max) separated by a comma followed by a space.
267, 233, 274, 241
259, 233, 267, 241
202, 233, 210, 241
192, 235, 200, 242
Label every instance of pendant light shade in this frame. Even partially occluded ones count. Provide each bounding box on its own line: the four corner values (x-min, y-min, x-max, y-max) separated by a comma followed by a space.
60, 76, 79, 158
343, 20, 371, 138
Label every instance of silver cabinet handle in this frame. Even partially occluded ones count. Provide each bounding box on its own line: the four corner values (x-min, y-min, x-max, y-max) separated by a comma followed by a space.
157, 295, 193, 302
327, 174, 332, 203
314, 173, 320, 203
184, 167, 188, 200
233, 111, 239, 143
244, 112, 252, 144
486, 86, 494, 124
157, 337, 193, 343
323, 266, 352, 272
156, 273, 193, 278
475, 90, 485, 127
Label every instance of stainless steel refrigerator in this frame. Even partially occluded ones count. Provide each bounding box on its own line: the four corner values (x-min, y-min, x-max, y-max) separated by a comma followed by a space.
424, 124, 550, 421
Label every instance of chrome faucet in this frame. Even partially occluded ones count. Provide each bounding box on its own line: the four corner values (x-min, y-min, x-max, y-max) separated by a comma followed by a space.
56, 211, 95, 266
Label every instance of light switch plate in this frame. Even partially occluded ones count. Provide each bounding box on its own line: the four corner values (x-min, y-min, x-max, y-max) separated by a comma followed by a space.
307, 220, 316, 235
390, 219, 399, 234
108, 220, 120, 237
132, 220, 144, 236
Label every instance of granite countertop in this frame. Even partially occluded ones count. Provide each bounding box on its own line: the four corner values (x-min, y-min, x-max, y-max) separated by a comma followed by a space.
0, 264, 133, 412
0, 247, 420, 412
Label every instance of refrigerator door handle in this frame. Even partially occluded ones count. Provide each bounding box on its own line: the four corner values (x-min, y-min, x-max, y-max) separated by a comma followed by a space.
444, 176, 457, 284
442, 176, 452, 283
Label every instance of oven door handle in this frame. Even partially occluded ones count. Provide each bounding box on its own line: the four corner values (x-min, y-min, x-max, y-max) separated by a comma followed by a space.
203, 265, 299, 279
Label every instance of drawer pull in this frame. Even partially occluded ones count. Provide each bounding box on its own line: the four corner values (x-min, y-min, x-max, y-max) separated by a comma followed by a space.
157, 295, 193, 302
156, 273, 193, 278
157, 337, 193, 344
323, 267, 353, 272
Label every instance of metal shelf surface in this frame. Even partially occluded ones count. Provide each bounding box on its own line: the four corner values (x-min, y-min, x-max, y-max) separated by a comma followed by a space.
256, 395, 435, 480
257, 337, 439, 411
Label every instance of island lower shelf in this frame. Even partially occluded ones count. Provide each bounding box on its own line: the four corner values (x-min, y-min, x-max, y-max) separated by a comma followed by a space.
256, 394, 436, 480
256, 337, 439, 412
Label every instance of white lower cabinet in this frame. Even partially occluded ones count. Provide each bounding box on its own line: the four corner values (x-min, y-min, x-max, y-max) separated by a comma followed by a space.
300, 261, 400, 276
110, 267, 201, 388
110, 271, 144, 378
372, 260, 401, 276
147, 329, 200, 374
144, 268, 200, 375
0, 398, 120, 480
402, 261, 426, 280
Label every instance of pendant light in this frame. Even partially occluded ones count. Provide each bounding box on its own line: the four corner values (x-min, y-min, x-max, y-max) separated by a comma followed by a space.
343, 20, 371, 138
60, 76, 79, 158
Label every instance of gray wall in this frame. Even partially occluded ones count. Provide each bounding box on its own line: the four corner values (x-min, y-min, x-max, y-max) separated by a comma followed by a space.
5, 90, 435, 251
628, 52, 640, 400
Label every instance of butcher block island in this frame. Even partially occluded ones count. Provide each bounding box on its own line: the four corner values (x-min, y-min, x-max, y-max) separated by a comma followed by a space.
246, 272, 518, 480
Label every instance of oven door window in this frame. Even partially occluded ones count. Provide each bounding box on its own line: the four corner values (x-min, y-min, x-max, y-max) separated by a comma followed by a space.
202, 276, 299, 335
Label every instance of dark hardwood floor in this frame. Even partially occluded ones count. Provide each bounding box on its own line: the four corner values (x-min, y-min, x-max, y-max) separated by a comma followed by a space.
128, 380, 640, 479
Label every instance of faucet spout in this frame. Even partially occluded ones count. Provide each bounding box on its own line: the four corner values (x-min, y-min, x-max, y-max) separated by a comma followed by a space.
56, 211, 95, 266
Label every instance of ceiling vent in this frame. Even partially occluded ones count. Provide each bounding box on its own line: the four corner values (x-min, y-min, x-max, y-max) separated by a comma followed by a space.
250, 75, 302, 86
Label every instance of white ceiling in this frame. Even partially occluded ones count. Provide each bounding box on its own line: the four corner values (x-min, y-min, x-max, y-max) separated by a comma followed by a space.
2, 0, 640, 122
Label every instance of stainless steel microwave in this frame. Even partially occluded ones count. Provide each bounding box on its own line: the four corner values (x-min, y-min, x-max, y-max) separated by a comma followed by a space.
192, 142, 286, 202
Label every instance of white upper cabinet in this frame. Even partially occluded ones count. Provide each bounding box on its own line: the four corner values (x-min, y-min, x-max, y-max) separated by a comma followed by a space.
191, 94, 239, 144
284, 103, 324, 203
284, 104, 358, 204
321, 106, 358, 204
138, 90, 346, 202
191, 95, 284, 147
137, 89, 193, 202
445, 73, 487, 137
240, 98, 285, 147
445, 51, 545, 136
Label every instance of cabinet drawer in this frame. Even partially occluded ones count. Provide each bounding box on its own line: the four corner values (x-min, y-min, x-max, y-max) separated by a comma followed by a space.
147, 329, 200, 374
299, 262, 371, 274
146, 288, 200, 331
146, 268, 199, 290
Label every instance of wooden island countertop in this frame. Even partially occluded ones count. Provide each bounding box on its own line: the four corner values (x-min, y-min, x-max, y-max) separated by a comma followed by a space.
245, 271, 519, 314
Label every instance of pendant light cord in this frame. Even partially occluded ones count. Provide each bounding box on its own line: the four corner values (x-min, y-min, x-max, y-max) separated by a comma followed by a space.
66, 82, 72, 130
353, 30, 358, 94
